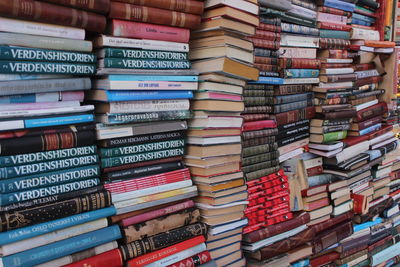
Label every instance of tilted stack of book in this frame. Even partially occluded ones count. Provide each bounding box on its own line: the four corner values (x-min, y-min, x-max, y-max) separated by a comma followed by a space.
187, 0, 259, 265
88, 1, 214, 266
0, 1, 124, 266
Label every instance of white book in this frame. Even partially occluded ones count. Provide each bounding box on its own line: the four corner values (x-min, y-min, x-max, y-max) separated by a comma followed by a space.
208, 218, 248, 236
375, 47, 394, 53
205, 0, 259, 15
284, 78, 319, 84
334, 141, 370, 163
111, 180, 193, 203
0, 105, 93, 119
189, 116, 243, 128
355, 69, 380, 79
354, 99, 379, 111
93, 80, 198, 90
318, 81, 353, 88
351, 28, 380, 41
102, 99, 190, 114
0, 100, 80, 112
309, 148, 344, 158
280, 34, 319, 48
322, 68, 354, 75
187, 136, 241, 145
371, 138, 398, 150
0, 17, 85, 39
242, 225, 308, 252
303, 157, 323, 169
196, 201, 249, 210
114, 186, 198, 209
323, 58, 353, 64
93, 35, 188, 52
279, 147, 304, 163
36, 241, 118, 267
146, 243, 207, 267
308, 141, 344, 152
0, 219, 108, 256
359, 46, 375, 52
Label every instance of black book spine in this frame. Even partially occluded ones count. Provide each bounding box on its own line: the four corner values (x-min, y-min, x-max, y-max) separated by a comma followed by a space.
277, 119, 309, 131
242, 128, 279, 140
242, 151, 279, 166
276, 125, 310, 140
243, 136, 276, 148
120, 223, 207, 260
277, 132, 310, 146
0, 130, 95, 155
103, 161, 185, 181
242, 143, 279, 158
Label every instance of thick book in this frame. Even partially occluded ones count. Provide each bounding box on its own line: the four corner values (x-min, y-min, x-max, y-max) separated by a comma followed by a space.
109, 2, 201, 29
313, 221, 353, 253
0, 0, 106, 33
109, 0, 204, 15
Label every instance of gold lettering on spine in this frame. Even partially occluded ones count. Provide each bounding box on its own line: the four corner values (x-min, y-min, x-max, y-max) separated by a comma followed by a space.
125, 3, 131, 20
179, 13, 186, 28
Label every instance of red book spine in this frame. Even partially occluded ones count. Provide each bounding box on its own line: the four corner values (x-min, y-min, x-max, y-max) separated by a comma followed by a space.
127, 236, 205, 267
351, 193, 368, 214
258, 23, 282, 32
310, 252, 340, 267
242, 120, 277, 131
355, 76, 383, 87
242, 114, 270, 122
0, 0, 106, 33
279, 58, 321, 69
248, 37, 280, 50
42, 0, 110, 14
307, 165, 323, 177
342, 135, 369, 146
167, 251, 211, 267
305, 198, 330, 211
321, 49, 349, 58
104, 168, 191, 193
355, 102, 388, 122
121, 200, 194, 227
65, 249, 123, 267
354, 63, 375, 71
109, 19, 190, 43
318, 22, 352, 31
311, 212, 353, 233
356, 116, 382, 130
110, 0, 204, 15
254, 56, 278, 65
318, 7, 351, 17
366, 125, 393, 139
109, 2, 201, 29
254, 29, 281, 41
254, 64, 278, 72
274, 106, 316, 126
319, 38, 350, 49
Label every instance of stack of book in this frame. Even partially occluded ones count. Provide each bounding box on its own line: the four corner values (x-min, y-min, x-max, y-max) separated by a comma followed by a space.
0, 1, 123, 266
188, 0, 259, 266
89, 1, 213, 266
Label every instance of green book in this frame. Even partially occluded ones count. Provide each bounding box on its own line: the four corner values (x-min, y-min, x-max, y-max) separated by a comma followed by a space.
0, 60, 96, 74
99, 48, 188, 61
99, 58, 191, 69
319, 30, 350, 39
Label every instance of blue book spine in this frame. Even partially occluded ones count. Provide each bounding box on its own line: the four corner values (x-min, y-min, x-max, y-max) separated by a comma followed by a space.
359, 123, 381, 136
0, 178, 100, 206
352, 13, 376, 23
24, 114, 94, 128
106, 90, 193, 101
353, 217, 383, 232
291, 258, 310, 267
351, 19, 372, 26
108, 75, 198, 82
324, 0, 355, 12
250, 77, 284, 85
372, 243, 400, 266
1, 225, 122, 266
0, 206, 116, 246
0, 94, 45, 104
0, 154, 99, 179
319, 30, 350, 39
0, 165, 100, 193
284, 69, 320, 78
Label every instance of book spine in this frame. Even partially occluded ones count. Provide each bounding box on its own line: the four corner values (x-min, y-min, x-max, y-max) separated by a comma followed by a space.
351, 28, 380, 40
102, 131, 186, 148
0, 77, 91, 96
242, 152, 280, 166
64, 249, 123, 267
254, 48, 279, 58
254, 30, 281, 41
318, 22, 352, 31
121, 223, 207, 260
275, 84, 313, 95
0, 206, 116, 246
274, 99, 313, 113
355, 116, 382, 130
109, 2, 201, 29
101, 148, 185, 168
317, 12, 348, 24
106, 100, 190, 113
0, 46, 96, 63
167, 251, 211, 267
0, 17, 85, 40
0, 91, 84, 104
281, 22, 320, 36
281, 69, 320, 78
0, 154, 98, 179
0, 61, 95, 75
274, 107, 316, 126
279, 47, 317, 59
323, 0, 355, 12
102, 110, 191, 125
319, 38, 350, 49
254, 57, 278, 65
96, 35, 189, 53
0, 1, 106, 33
358, 124, 381, 136
242, 120, 277, 131
123, 208, 200, 243
248, 38, 280, 50
279, 58, 320, 69
319, 29, 350, 39
102, 47, 188, 61
106, 0, 204, 15
0, 164, 100, 194
1, 226, 121, 267
1, 178, 101, 206
313, 222, 353, 253
258, 23, 282, 33
0, 145, 96, 167
318, 6, 351, 17
244, 97, 274, 106
109, 20, 190, 43
291, 0, 317, 10
355, 103, 387, 122
100, 58, 190, 69
42, 0, 110, 14
0, 191, 112, 232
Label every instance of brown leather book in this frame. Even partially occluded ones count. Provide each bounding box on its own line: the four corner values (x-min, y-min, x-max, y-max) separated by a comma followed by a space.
109, 2, 201, 29
353, 198, 394, 224
246, 228, 316, 260
42, 0, 110, 14
0, 0, 106, 33
311, 211, 353, 233
317, 110, 357, 120
111, 0, 204, 15
335, 249, 368, 265
319, 74, 357, 83
243, 212, 310, 243
313, 221, 354, 253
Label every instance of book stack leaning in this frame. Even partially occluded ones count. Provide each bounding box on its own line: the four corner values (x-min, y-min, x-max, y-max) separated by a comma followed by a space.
88, 1, 212, 266
0, 1, 122, 266
187, 0, 259, 266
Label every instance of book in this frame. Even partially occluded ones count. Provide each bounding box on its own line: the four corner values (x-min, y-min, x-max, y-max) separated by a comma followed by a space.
204, 0, 259, 15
